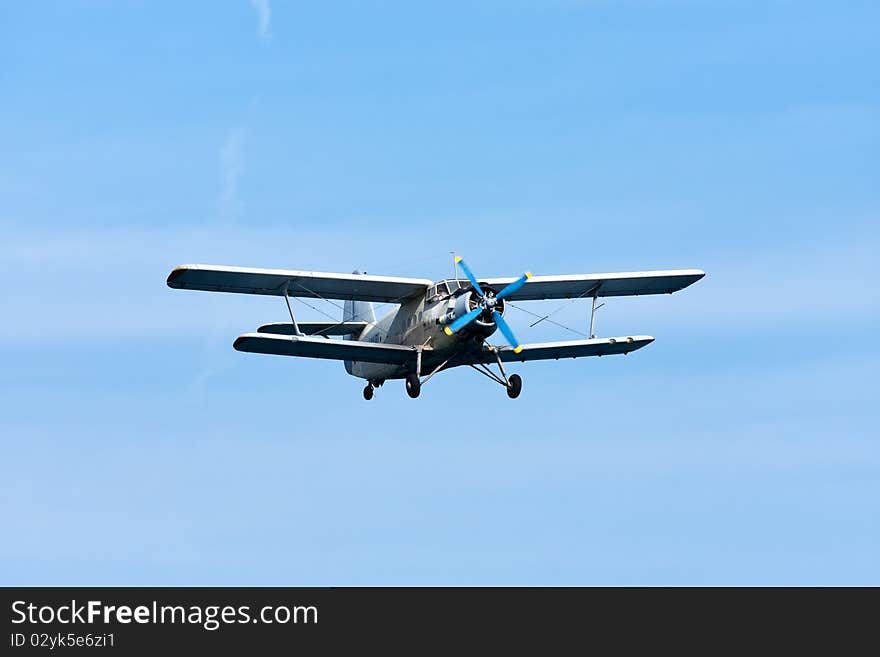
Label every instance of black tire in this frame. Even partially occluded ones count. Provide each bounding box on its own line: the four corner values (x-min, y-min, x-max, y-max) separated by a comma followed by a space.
506, 373, 522, 399
363, 385, 374, 401
405, 373, 421, 399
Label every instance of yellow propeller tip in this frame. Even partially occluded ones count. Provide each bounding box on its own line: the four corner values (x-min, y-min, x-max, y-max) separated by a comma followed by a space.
443, 327, 453, 336
525, 271, 532, 278
514, 346, 523, 354
454, 256, 462, 263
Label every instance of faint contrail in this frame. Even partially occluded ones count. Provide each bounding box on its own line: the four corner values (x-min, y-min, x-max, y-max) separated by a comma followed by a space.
250, 0, 271, 39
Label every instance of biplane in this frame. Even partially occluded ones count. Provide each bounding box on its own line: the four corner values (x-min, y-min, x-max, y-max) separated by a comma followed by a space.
167, 258, 704, 399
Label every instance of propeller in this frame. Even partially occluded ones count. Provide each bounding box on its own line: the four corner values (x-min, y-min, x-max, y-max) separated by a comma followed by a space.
443, 256, 531, 353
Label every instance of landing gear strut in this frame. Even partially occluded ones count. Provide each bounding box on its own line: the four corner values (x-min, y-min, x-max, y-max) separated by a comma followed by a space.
405, 372, 421, 399
468, 345, 524, 399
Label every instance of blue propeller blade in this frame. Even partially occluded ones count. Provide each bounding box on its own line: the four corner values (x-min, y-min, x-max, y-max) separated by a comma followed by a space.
444, 307, 483, 335
455, 256, 484, 297
493, 311, 522, 353
495, 271, 532, 301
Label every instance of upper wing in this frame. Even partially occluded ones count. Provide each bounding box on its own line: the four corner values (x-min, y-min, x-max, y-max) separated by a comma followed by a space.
233, 333, 417, 365
481, 269, 704, 301
459, 336, 654, 365
167, 264, 432, 303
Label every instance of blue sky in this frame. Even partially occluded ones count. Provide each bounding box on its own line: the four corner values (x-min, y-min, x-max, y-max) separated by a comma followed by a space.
1, 1, 878, 584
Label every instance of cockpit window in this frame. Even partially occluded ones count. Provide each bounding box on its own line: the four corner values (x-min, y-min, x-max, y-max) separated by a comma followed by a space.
432, 280, 471, 297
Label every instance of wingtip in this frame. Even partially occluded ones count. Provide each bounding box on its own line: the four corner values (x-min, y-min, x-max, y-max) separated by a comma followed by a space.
672, 269, 706, 292
443, 327, 453, 336
166, 265, 187, 288
454, 255, 462, 263
514, 346, 523, 354
234, 332, 301, 352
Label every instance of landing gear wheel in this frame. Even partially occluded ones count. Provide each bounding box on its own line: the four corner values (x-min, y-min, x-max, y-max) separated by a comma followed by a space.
405, 372, 421, 399
363, 385, 374, 401
506, 373, 522, 399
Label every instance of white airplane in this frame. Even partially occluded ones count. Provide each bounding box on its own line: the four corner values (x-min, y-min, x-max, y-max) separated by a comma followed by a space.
167, 258, 704, 400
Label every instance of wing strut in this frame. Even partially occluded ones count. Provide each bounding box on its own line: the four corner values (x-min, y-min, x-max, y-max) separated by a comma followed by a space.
280, 282, 302, 336
589, 294, 605, 339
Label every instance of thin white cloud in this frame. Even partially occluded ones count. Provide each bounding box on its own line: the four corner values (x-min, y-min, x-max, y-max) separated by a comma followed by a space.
249, 0, 271, 40
218, 130, 245, 224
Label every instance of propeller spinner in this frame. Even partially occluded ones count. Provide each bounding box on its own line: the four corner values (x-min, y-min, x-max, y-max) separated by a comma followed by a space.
443, 256, 531, 353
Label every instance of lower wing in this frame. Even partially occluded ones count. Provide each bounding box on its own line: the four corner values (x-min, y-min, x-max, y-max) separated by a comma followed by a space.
459, 336, 654, 365
233, 333, 653, 367
233, 333, 416, 365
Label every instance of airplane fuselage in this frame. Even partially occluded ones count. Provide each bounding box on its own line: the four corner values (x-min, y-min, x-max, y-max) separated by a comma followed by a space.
346, 280, 500, 382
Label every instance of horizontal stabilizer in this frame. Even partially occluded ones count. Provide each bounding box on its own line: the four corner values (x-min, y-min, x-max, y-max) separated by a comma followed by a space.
258, 322, 368, 337
233, 333, 417, 365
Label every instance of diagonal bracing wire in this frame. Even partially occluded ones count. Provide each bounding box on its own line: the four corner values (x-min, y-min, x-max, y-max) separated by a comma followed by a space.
505, 302, 588, 338
289, 280, 420, 337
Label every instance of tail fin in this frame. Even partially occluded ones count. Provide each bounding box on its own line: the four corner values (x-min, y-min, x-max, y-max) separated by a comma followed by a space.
343, 271, 376, 329
343, 270, 375, 374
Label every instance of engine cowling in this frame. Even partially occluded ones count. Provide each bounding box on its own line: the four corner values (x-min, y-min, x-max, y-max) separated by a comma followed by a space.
445, 289, 504, 338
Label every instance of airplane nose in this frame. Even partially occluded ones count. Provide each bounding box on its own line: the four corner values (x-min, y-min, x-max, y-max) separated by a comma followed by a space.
444, 257, 528, 353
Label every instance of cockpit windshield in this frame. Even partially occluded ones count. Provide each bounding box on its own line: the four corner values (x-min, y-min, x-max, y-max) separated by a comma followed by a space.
440, 279, 471, 293
428, 279, 472, 300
